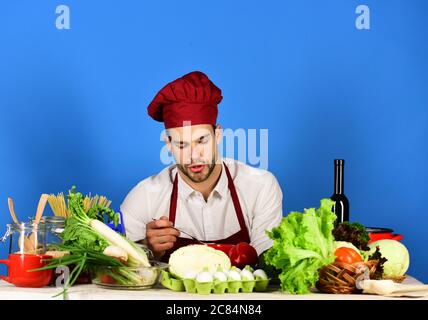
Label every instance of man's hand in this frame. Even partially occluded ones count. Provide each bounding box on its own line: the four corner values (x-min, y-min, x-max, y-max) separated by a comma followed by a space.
146, 216, 180, 259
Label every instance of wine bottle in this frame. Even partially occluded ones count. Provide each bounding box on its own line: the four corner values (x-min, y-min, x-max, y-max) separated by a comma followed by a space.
331, 159, 349, 224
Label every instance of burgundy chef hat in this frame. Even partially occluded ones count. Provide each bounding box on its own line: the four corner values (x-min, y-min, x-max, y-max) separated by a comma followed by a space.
147, 71, 223, 129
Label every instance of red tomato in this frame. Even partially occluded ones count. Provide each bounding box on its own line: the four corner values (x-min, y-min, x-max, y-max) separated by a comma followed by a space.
228, 242, 258, 268
334, 247, 363, 264
100, 275, 116, 284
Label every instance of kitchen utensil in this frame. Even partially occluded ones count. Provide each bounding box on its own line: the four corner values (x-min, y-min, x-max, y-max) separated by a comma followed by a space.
316, 260, 379, 294
365, 226, 403, 243
7, 198, 19, 224
151, 218, 206, 245
90, 261, 168, 290
0, 253, 53, 287
366, 227, 393, 233
41, 216, 66, 248
5, 222, 47, 254
22, 194, 49, 253
34, 194, 49, 224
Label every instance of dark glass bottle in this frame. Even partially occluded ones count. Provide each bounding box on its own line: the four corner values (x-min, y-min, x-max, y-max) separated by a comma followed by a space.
331, 159, 349, 224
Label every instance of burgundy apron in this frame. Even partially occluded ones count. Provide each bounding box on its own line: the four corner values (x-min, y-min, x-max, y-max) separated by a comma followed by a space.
162, 163, 250, 262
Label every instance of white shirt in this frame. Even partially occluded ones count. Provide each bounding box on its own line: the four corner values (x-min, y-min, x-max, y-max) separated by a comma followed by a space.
120, 158, 283, 255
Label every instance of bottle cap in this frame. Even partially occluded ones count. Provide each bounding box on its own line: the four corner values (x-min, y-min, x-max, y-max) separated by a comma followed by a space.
334, 159, 345, 166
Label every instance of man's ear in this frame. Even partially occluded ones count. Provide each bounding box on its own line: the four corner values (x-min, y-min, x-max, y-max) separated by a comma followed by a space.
215, 124, 222, 144
164, 134, 172, 154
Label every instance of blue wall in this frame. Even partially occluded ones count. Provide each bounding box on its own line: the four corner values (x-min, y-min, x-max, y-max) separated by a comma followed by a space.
1, 1, 427, 283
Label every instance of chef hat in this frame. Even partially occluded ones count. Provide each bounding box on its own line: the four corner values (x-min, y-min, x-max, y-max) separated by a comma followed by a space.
147, 71, 223, 129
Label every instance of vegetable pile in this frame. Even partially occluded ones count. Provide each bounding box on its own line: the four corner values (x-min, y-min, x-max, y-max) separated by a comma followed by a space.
263, 198, 409, 294
35, 187, 150, 295
263, 199, 337, 294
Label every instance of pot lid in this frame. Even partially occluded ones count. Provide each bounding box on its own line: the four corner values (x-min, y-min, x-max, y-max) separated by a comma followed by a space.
365, 226, 393, 234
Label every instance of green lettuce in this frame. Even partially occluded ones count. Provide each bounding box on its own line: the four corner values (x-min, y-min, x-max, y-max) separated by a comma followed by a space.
60, 187, 119, 252
264, 198, 337, 294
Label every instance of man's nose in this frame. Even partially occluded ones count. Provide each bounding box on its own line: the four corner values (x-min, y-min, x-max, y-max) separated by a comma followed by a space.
191, 143, 203, 161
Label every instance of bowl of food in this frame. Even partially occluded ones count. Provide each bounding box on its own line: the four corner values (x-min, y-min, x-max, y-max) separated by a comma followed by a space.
91, 261, 169, 290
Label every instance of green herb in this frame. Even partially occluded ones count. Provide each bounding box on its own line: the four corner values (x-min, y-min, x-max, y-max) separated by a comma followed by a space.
367, 246, 387, 280
332, 221, 370, 251
32, 244, 126, 298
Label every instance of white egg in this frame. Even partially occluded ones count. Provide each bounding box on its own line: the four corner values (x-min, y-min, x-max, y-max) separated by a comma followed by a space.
253, 269, 268, 280
183, 271, 198, 279
227, 270, 242, 281
196, 271, 213, 283
243, 266, 254, 273
213, 271, 228, 282
240, 270, 255, 281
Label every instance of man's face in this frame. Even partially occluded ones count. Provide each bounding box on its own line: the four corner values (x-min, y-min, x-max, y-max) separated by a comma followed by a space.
166, 124, 221, 183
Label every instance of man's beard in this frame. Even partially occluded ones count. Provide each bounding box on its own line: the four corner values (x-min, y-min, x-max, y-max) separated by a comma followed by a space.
177, 154, 217, 183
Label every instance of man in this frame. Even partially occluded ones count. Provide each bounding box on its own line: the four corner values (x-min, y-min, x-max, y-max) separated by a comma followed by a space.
120, 71, 283, 261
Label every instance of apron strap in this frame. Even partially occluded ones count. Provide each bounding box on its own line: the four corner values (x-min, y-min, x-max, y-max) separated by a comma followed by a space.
169, 173, 179, 225
223, 163, 249, 234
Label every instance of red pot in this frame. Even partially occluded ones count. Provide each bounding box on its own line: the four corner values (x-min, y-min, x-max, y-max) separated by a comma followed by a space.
0, 253, 53, 288
366, 227, 403, 244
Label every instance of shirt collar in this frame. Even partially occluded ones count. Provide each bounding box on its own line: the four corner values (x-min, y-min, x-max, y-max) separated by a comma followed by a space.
176, 170, 195, 200
212, 163, 228, 199
174, 162, 228, 200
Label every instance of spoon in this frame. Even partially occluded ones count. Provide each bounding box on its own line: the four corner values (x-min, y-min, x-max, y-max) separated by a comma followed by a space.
151, 218, 206, 245
7, 197, 19, 224
34, 193, 49, 225
25, 194, 49, 253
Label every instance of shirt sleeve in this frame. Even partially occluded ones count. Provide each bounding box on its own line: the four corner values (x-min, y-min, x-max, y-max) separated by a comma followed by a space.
250, 172, 283, 255
120, 181, 151, 242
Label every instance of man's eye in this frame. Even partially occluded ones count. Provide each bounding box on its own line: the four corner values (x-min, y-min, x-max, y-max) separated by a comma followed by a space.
199, 137, 209, 144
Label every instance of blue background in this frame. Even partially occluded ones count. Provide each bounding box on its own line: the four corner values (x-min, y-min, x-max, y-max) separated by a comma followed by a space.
1, 1, 427, 282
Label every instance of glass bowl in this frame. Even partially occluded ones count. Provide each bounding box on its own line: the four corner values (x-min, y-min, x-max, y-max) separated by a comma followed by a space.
91, 261, 169, 290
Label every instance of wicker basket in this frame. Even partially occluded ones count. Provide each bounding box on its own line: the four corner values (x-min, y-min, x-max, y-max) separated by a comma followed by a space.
316, 260, 379, 294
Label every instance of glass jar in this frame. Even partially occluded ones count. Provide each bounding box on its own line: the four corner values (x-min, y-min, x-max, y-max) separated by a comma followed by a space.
1, 222, 47, 254
40, 216, 66, 249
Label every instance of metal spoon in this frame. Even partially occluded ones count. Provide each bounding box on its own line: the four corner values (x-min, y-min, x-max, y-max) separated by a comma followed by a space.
151, 218, 206, 245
